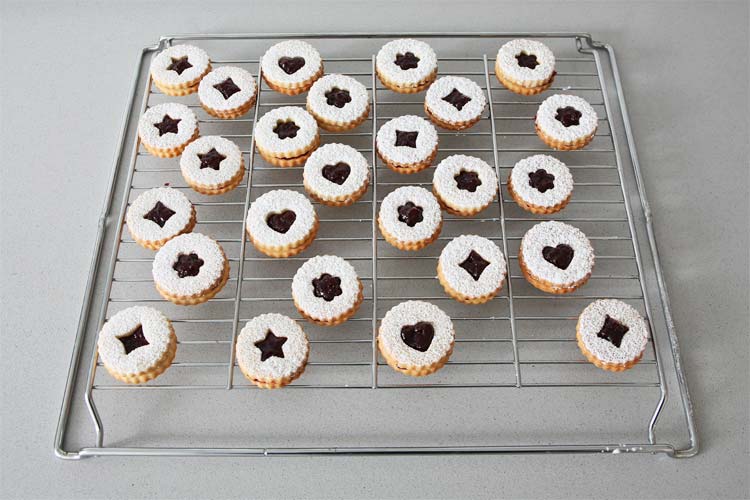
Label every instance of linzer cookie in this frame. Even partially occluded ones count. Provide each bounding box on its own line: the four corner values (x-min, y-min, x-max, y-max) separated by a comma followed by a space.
236, 313, 310, 388
378, 301, 455, 377
245, 189, 318, 258
303, 143, 370, 206
149, 44, 211, 96
495, 39, 556, 95
376, 115, 438, 174
261, 40, 323, 95
291, 255, 363, 326
437, 235, 507, 304
97, 306, 177, 384
180, 136, 245, 195
518, 221, 594, 294
535, 94, 598, 150
306, 74, 370, 131
255, 106, 320, 167
198, 66, 257, 119
126, 187, 196, 250
507, 154, 573, 214
424, 76, 487, 130
577, 299, 650, 372
137, 103, 198, 158
378, 186, 442, 251
432, 154, 498, 216
376, 39, 438, 93
152, 233, 229, 305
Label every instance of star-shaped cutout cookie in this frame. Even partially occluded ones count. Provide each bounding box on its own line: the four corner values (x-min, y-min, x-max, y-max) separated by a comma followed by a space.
154, 114, 181, 136
213, 77, 241, 99
198, 148, 226, 170
143, 200, 176, 228
254, 330, 287, 361
118, 325, 150, 354
166, 56, 193, 75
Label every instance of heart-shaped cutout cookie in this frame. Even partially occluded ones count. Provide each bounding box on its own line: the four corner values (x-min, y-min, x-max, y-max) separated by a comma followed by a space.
542, 243, 574, 270
400, 321, 435, 352
322, 162, 351, 185
266, 210, 296, 234
278, 56, 306, 75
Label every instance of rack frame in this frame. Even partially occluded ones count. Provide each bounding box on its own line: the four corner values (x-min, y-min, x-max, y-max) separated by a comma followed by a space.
54, 32, 698, 459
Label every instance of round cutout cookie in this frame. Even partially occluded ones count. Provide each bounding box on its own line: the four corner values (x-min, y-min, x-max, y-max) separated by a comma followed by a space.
149, 44, 211, 96
261, 40, 323, 95
376, 39, 438, 93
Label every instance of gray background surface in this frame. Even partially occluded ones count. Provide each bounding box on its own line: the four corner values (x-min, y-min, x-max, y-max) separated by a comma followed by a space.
1, 0, 748, 498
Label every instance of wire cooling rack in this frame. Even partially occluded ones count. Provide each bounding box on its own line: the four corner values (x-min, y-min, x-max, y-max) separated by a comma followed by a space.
55, 33, 697, 459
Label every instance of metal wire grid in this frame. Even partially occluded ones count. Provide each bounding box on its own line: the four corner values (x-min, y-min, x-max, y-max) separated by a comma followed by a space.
55, 33, 697, 458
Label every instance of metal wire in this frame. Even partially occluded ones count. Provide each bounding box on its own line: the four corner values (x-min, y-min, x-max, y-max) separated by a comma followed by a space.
53, 32, 697, 459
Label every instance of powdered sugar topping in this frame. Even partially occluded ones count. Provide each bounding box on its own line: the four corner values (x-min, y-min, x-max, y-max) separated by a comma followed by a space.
521, 221, 594, 285
152, 233, 226, 297
510, 155, 573, 208
379, 186, 442, 243
432, 155, 498, 211
138, 103, 198, 150
439, 235, 506, 298
578, 299, 650, 364
379, 301, 454, 366
97, 306, 173, 375
307, 74, 370, 123
180, 136, 243, 187
126, 187, 193, 245
303, 143, 370, 199
255, 106, 319, 155
291, 255, 361, 321
261, 40, 322, 85
236, 313, 309, 380
496, 39, 555, 86
376, 39, 437, 86
198, 66, 257, 111
246, 190, 316, 247
536, 94, 598, 143
150, 44, 210, 86
376, 115, 438, 165
425, 76, 487, 123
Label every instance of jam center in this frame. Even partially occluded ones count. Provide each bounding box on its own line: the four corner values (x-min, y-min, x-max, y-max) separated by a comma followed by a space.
197, 148, 226, 170
515, 52, 539, 69
459, 250, 490, 281
395, 130, 418, 148
213, 77, 241, 99
154, 114, 181, 136
273, 120, 300, 139
597, 315, 630, 348
400, 322, 434, 352
321, 162, 351, 185
555, 106, 582, 127
143, 201, 175, 228
442, 88, 472, 111
166, 56, 192, 75
528, 168, 555, 193
454, 170, 482, 192
172, 252, 204, 278
254, 330, 288, 361
324, 87, 352, 108
394, 51, 420, 70
118, 324, 149, 354
278, 56, 306, 75
542, 244, 574, 270
397, 202, 423, 227
312, 273, 342, 302
266, 210, 296, 234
